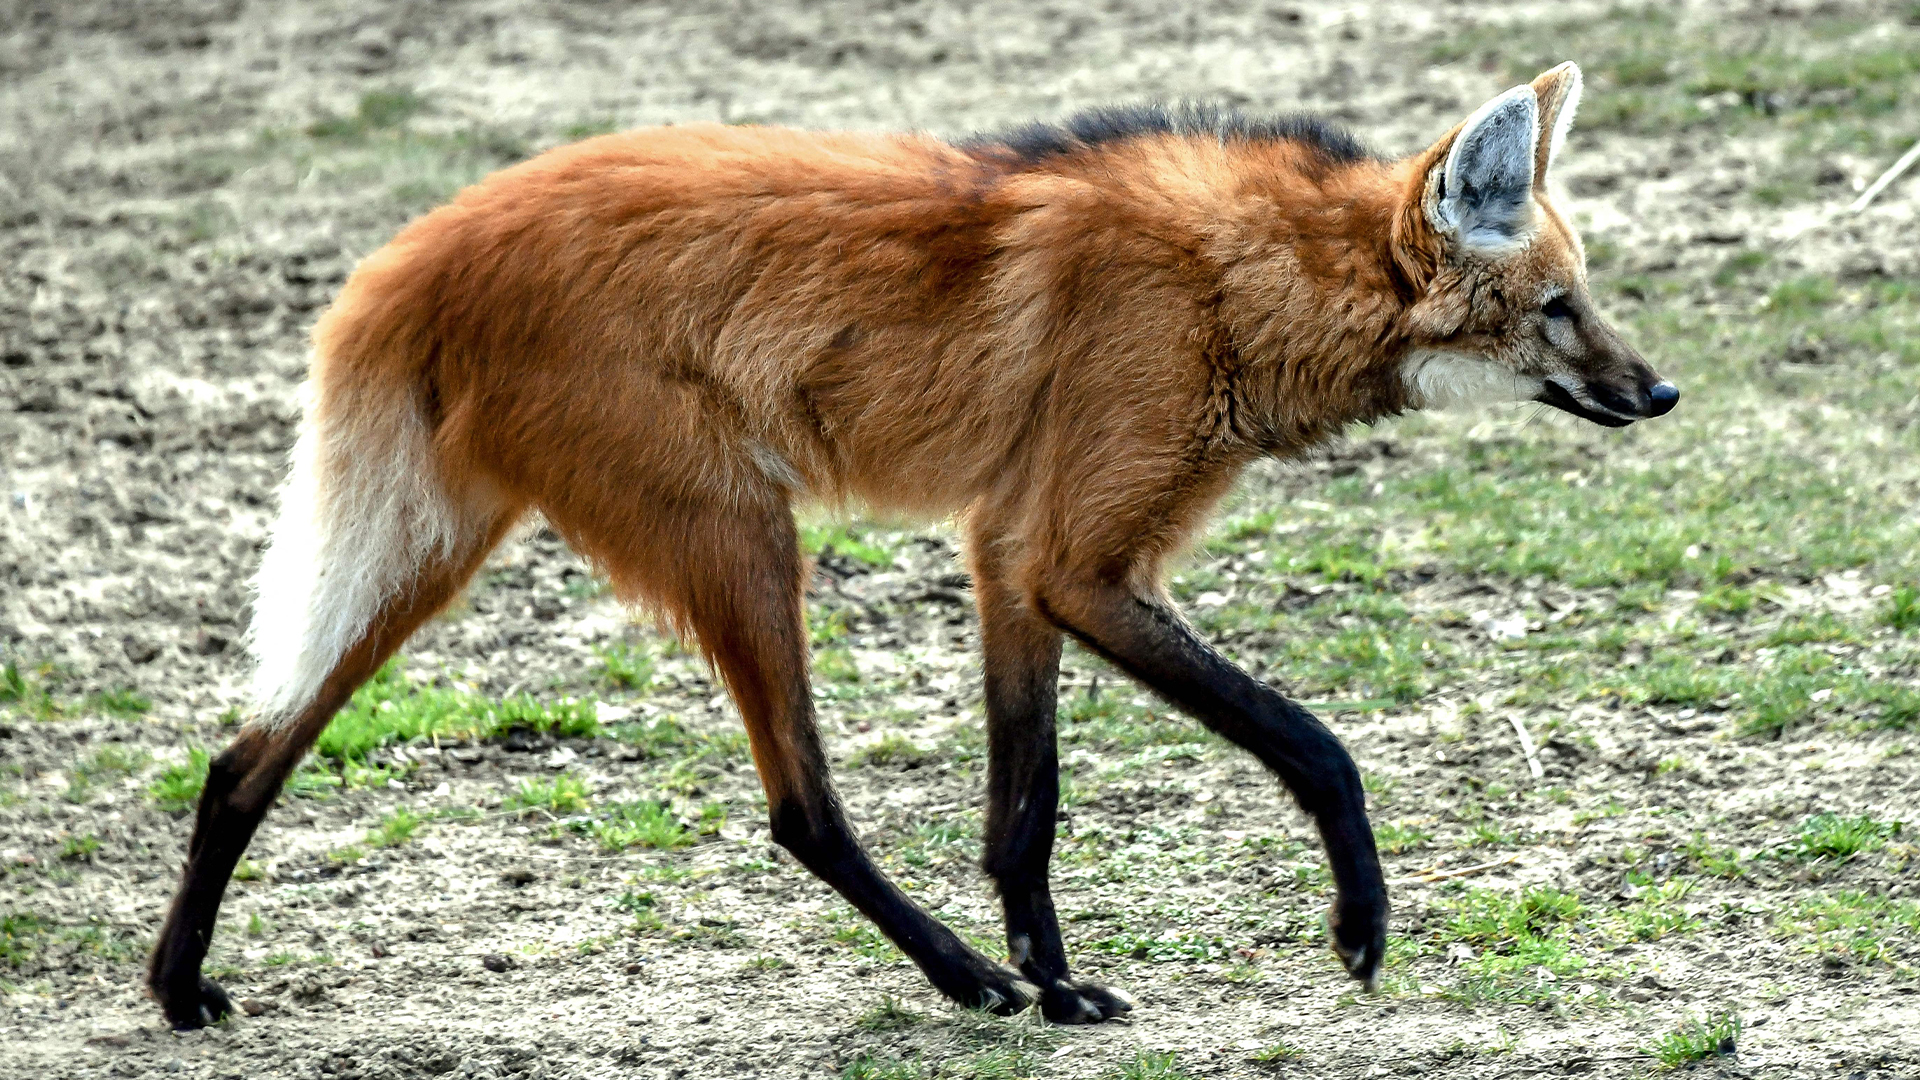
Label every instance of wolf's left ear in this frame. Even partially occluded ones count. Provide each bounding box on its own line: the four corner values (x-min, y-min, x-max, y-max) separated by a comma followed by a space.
1530, 61, 1583, 187
1427, 84, 1538, 254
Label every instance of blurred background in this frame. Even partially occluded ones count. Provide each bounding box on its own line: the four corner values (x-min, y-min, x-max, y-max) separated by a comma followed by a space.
2, 3, 1917, 1078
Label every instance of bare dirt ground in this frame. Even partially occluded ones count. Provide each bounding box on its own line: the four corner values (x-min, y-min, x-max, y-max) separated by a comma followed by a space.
4, 1, 1920, 1077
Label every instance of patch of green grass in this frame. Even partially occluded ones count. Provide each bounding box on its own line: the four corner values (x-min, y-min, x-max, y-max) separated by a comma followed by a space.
505, 772, 592, 815
0, 660, 61, 720
365, 806, 425, 848
1112, 1050, 1196, 1080
606, 714, 697, 758
317, 661, 598, 766
64, 743, 152, 804
589, 800, 693, 851
1643, 1011, 1739, 1070
58, 834, 100, 862
1695, 584, 1756, 618
1267, 620, 1444, 705
83, 688, 151, 719
1090, 930, 1229, 964
1466, 820, 1520, 848
80, 744, 149, 780
0, 663, 143, 722
1780, 890, 1920, 968
1635, 654, 1738, 706
307, 88, 428, 139
814, 646, 860, 684
149, 748, 210, 812
1440, 887, 1584, 944
809, 607, 852, 647
613, 889, 658, 914
851, 732, 927, 768
1437, 7, 1920, 142
829, 917, 903, 963
4, 912, 46, 968
1853, 681, 1920, 731
1357, 371, 1920, 593
1712, 248, 1771, 286
1765, 614, 1860, 647
897, 817, 979, 869
1248, 1042, 1302, 1064
263, 89, 530, 208
1376, 821, 1432, 855
1681, 834, 1748, 879
1884, 586, 1920, 631
941, 1046, 1034, 1080
1420, 886, 1598, 1001
1768, 275, 1838, 313
595, 641, 653, 691
1059, 690, 1201, 750
841, 1054, 927, 1080
562, 118, 622, 140
1220, 960, 1264, 984
855, 996, 925, 1031
1618, 880, 1702, 942
1786, 813, 1902, 862
800, 522, 897, 569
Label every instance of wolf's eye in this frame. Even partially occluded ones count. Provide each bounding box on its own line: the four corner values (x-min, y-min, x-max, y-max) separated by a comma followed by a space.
1542, 296, 1575, 321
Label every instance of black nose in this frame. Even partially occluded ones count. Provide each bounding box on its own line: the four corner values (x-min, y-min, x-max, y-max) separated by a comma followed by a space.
1647, 381, 1679, 417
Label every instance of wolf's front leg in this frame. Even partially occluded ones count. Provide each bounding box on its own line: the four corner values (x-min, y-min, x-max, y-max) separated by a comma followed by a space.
1035, 579, 1388, 987
972, 539, 1134, 1023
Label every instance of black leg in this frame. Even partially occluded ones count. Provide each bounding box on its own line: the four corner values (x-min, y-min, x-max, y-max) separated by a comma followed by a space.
1037, 581, 1387, 986
768, 797, 1038, 1013
973, 563, 1133, 1022
687, 500, 1037, 1014
149, 734, 296, 1028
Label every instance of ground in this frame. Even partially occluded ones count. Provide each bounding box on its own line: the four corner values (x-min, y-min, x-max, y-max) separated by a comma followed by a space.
3, 1, 1920, 1077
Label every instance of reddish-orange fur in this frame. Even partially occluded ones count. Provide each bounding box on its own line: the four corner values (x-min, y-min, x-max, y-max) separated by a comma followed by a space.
314, 124, 1435, 798
153, 66, 1671, 1028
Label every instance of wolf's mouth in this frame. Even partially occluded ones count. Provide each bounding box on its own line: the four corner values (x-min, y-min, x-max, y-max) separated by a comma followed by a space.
1537, 378, 1634, 427
1536, 374, 1676, 427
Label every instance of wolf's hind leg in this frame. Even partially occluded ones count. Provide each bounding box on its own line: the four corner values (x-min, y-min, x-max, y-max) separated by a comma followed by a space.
648, 492, 1037, 1013
148, 510, 518, 1028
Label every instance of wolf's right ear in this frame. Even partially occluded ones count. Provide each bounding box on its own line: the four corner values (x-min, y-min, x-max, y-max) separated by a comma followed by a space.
1422, 84, 1539, 256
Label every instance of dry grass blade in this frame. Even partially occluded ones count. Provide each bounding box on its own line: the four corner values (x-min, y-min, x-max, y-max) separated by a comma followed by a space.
1388, 853, 1522, 886
1846, 137, 1920, 215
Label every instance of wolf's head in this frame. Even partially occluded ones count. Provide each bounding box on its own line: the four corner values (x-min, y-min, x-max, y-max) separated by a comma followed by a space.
1396, 63, 1676, 427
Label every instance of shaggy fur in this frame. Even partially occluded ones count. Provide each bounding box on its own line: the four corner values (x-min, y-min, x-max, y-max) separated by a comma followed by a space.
152, 62, 1674, 1030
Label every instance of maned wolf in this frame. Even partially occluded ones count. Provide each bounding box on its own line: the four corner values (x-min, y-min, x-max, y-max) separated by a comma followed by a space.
151, 62, 1676, 1028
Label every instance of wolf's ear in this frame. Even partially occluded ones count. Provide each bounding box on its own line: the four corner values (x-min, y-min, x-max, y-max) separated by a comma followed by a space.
1427, 84, 1538, 254
1530, 61, 1583, 186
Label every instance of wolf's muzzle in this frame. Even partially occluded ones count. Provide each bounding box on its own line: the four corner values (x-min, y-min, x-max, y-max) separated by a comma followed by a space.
1538, 374, 1678, 427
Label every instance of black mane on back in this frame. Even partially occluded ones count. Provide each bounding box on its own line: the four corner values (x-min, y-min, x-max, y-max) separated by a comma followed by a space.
966, 102, 1375, 166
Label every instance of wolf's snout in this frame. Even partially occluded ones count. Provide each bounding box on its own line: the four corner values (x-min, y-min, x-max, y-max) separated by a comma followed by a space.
1647, 380, 1679, 417
1594, 377, 1679, 420
1537, 372, 1677, 427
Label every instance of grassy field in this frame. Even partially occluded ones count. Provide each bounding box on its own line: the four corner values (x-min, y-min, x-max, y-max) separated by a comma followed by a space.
3, 2, 1918, 1078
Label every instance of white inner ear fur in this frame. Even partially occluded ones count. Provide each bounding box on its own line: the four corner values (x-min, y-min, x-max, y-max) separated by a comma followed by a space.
1401, 350, 1545, 411
1544, 64, 1583, 172
1433, 84, 1539, 254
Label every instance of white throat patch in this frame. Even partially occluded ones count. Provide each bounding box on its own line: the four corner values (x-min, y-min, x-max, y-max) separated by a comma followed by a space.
1401, 350, 1545, 411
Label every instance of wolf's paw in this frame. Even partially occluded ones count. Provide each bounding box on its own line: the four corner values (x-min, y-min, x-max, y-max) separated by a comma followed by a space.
1038, 978, 1133, 1024
929, 953, 1041, 1016
1328, 894, 1389, 991
153, 974, 234, 1031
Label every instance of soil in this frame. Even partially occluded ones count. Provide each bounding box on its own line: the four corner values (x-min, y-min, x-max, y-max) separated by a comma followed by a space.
3, 1, 1918, 1078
